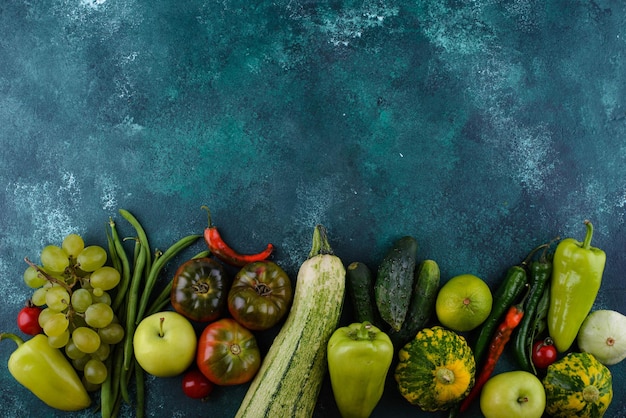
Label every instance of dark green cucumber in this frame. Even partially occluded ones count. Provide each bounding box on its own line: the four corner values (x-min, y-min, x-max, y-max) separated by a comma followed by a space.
375, 236, 418, 332
346, 262, 382, 326
389, 259, 440, 347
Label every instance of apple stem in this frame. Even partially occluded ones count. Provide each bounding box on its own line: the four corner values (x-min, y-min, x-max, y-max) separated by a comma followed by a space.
517, 396, 529, 404
159, 317, 165, 338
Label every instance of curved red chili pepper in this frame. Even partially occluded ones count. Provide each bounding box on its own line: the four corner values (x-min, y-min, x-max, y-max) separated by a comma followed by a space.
459, 303, 525, 413
202, 206, 274, 267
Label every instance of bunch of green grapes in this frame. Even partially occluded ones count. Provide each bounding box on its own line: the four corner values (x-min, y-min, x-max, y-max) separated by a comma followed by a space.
23, 233, 125, 390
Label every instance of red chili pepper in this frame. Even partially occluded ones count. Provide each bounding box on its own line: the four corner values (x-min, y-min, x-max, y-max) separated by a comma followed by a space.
459, 302, 526, 413
202, 206, 274, 267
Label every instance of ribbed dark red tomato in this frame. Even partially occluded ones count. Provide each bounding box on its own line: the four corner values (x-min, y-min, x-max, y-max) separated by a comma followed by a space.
196, 318, 261, 386
227, 261, 292, 331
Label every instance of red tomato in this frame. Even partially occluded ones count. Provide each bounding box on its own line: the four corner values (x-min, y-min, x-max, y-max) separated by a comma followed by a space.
182, 368, 214, 399
532, 337, 558, 369
196, 318, 261, 386
17, 302, 43, 335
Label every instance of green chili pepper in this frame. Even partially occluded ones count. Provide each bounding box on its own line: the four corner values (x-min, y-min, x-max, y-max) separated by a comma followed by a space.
472, 244, 546, 367
327, 322, 393, 418
0, 333, 91, 411
512, 249, 553, 374
548, 220, 606, 353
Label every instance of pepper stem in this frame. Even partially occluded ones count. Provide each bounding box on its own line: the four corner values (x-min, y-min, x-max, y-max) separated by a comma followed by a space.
582, 220, 594, 250
201, 205, 213, 228
522, 243, 549, 267
0, 333, 25, 348
309, 225, 334, 258
356, 322, 372, 340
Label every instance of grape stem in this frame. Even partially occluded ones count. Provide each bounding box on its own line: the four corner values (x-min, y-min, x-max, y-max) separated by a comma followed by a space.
24, 257, 72, 293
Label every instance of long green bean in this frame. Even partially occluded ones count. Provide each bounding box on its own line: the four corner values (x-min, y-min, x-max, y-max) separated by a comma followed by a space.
123, 241, 147, 371
119, 209, 152, 278
105, 223, 122, 274
109, 342, 124, 412
100, 354, 115, 418
135, 359, 145, 418
135, 234, 201, 321
110, 220, 132, 313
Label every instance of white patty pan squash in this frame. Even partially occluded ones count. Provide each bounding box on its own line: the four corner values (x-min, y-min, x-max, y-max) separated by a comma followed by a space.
577, 309, 626, 366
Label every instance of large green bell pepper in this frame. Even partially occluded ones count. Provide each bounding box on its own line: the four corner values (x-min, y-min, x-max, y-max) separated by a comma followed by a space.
327, 322, 393, 418
547, 220, 606, 352
1, 333, 91, 411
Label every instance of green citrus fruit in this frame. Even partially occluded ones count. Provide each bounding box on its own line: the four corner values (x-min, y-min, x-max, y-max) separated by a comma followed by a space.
435, 274, 493, 332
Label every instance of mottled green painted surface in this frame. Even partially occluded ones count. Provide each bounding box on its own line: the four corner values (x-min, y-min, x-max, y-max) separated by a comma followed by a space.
1, 1, 625, 417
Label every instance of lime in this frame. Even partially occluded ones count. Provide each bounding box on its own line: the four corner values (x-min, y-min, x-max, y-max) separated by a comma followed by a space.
435, 274, 493, 332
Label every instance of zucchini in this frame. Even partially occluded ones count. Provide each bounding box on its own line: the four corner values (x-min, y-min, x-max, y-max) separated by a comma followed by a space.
346, 261, 382, 326
235, 225, 346, 418
375, 236, 418, 332
389, 259, 440, 347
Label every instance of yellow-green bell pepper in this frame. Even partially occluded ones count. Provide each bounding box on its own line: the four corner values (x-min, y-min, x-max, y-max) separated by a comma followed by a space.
327, 322, 393, 418
1, 333, 91, 411
548, 220, 606, 352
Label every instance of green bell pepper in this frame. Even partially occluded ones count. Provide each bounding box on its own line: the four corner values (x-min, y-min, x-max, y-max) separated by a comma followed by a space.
1, 333, 91, 411
547, 220, 606, 352
327, 322, 393, 418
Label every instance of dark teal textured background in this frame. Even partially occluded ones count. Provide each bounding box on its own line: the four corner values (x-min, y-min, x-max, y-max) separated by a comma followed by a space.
1, 1, 625, 417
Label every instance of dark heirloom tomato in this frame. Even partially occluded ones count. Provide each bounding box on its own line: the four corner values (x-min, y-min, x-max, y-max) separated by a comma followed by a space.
196, 318, 261, 385
227, 261, 292, 331
171, 258, 228, 322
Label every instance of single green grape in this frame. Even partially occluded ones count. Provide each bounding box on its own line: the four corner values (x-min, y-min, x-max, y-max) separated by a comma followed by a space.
43, 312, 70, 337
91, 291, 111, 305
48, 329, 70, 348
98, 323, 125, 345
40, 245, 70, 273
85, 303, 114, 328
65, 339, 86, 360
82, 376, 101, 392
84, 359, 108, 385
72, 355, 90, 371
76, 246, 107, 272
72, 327, 101, 353
70, 288, 93, 313
72, 313, 88, 329
62, 233, 85, 258
38, 307, 56, 328
91, 343, 110, 362
32, 287, 48, 306
23, 266, 47, 288
90, 266, 121, 291
45, 286, 70, 311
92, 287, 104, 297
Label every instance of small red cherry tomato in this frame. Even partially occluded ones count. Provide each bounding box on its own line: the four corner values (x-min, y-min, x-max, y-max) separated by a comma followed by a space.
182, 368, 214, 399
532, 337, 558, 369
17, 301, 43, 335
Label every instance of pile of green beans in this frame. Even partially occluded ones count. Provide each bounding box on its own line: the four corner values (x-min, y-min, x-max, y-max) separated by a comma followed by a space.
100, 209, 203, 418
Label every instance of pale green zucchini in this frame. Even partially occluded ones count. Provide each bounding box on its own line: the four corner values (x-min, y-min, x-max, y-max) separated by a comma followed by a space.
235, 225, 346, 418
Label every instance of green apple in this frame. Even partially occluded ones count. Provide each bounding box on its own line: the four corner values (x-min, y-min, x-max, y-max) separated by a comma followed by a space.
133, 311, 197, 377
480, 371, 546, 418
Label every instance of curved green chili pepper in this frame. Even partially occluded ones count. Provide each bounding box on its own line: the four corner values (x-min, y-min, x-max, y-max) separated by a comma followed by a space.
512, 249, 553, 373
0, 333, 91, 411
548, 220, 606, 352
